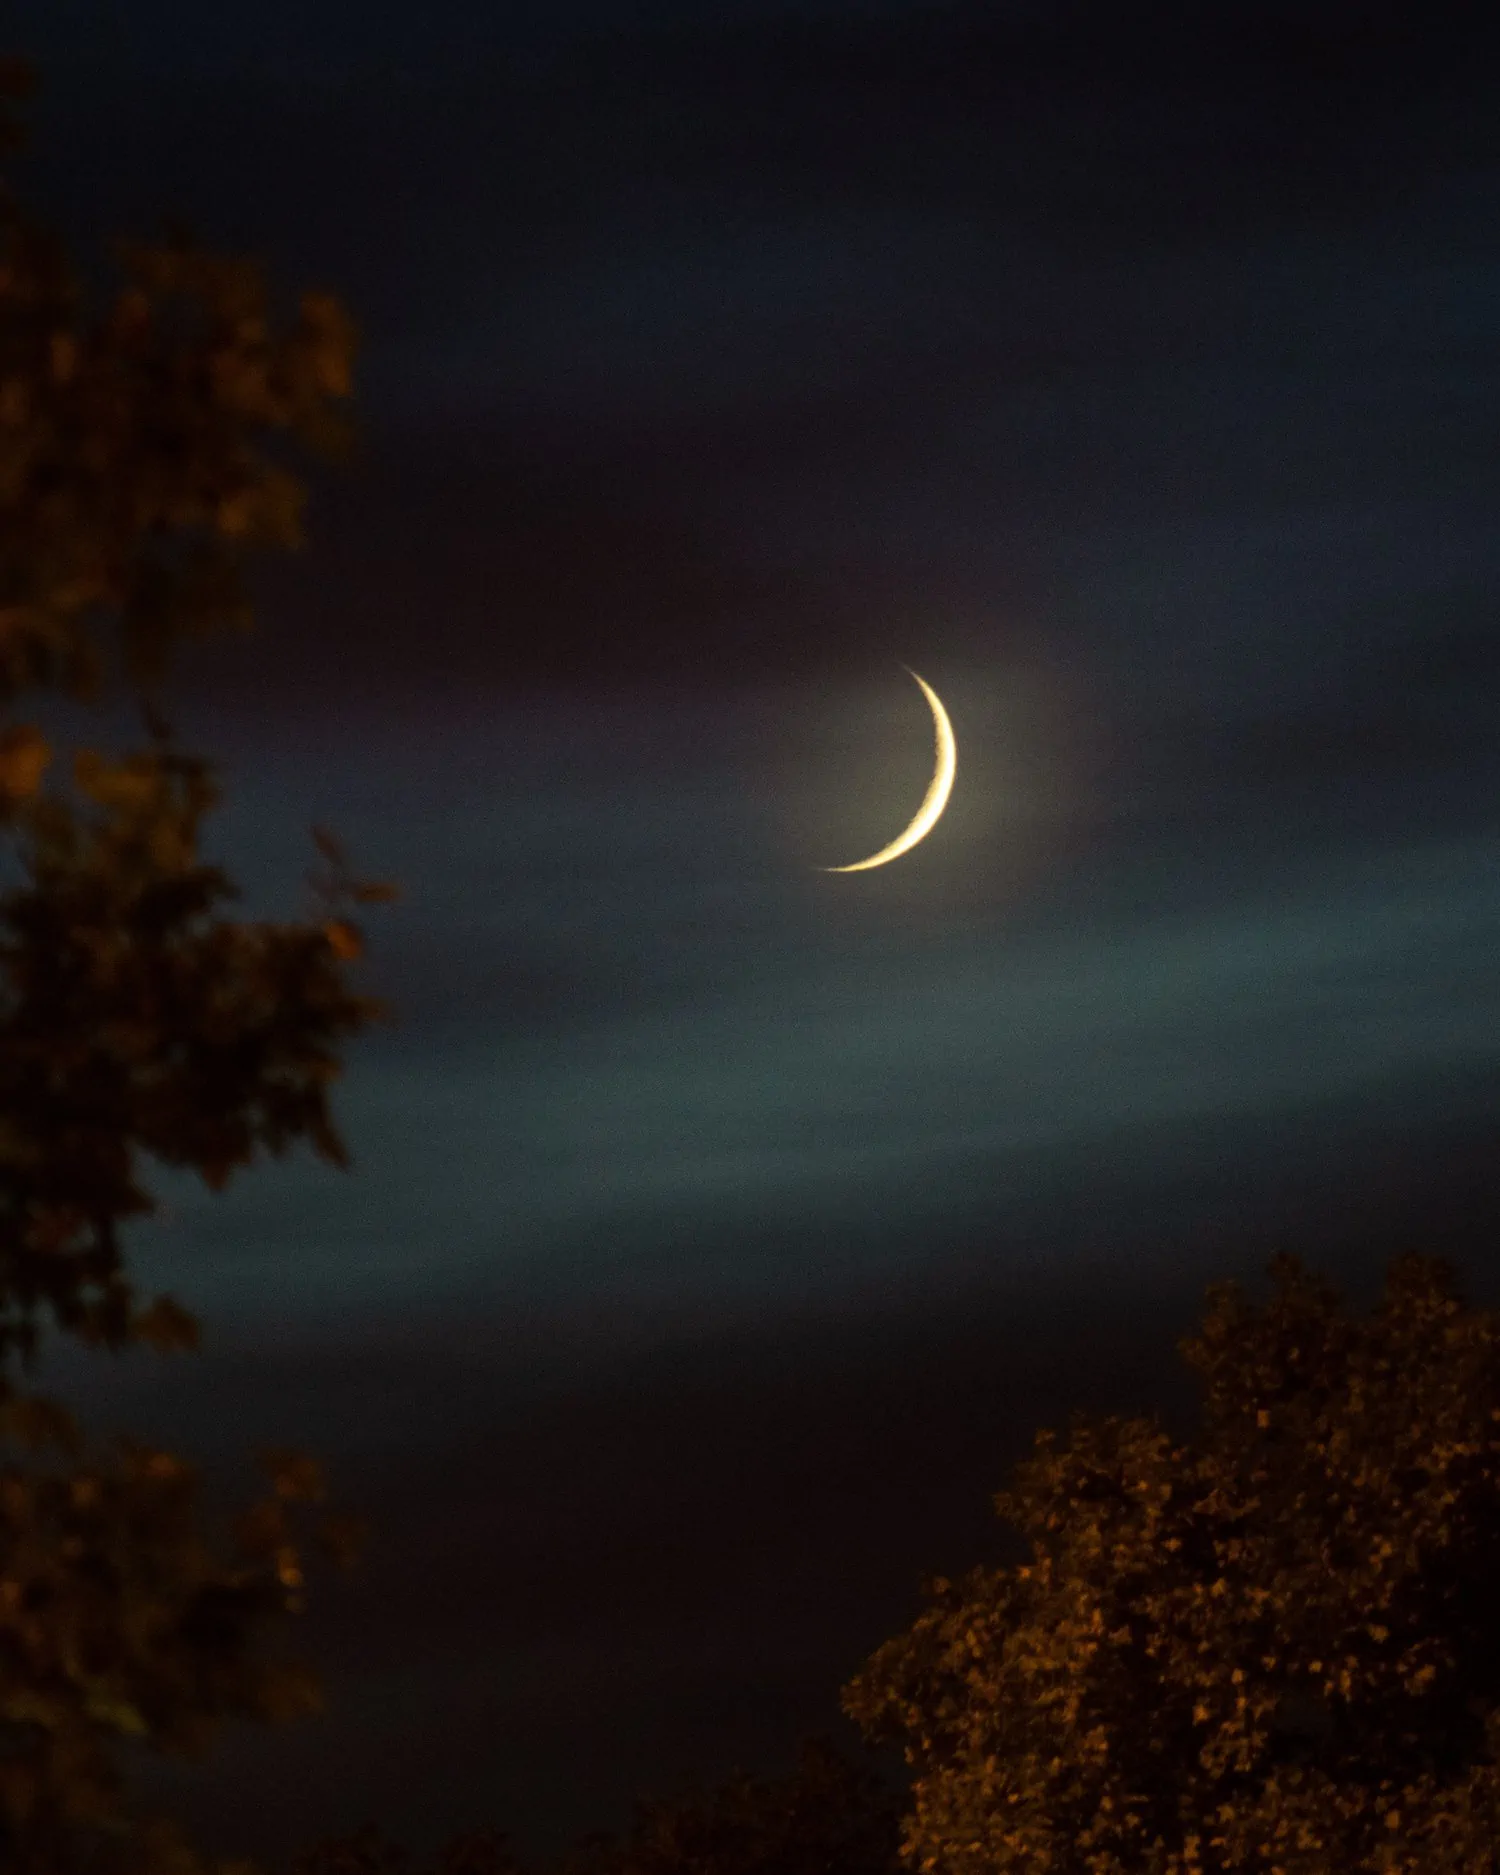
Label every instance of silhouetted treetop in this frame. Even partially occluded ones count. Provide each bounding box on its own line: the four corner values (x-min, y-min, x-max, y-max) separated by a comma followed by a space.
846, 1253, 1500, 1875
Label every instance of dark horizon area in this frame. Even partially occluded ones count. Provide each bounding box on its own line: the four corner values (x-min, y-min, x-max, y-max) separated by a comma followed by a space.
8, 0, 1500, 1863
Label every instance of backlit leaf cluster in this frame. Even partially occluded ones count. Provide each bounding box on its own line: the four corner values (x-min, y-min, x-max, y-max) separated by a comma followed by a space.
0, 737, 381, 1363
0, 58, 352, 703
0, 59, 380, 1872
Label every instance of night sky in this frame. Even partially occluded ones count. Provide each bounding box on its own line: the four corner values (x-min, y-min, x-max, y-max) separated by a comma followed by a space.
10, 0, 1500, 1864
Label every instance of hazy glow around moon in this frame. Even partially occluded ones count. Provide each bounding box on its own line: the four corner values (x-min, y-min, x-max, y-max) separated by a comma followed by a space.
824, 668, 957, 873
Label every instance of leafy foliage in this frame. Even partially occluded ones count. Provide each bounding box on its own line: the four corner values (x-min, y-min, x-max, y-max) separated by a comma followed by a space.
0, 734, 382, 1363
0, 58, 353, 704
845, 1254, 1500, 1875
0, 57, 383, 1872
0, 1406, 358, 1874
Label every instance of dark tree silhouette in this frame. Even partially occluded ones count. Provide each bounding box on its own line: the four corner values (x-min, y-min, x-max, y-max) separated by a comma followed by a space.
557, 1740, 901, 1875
293, 1823, 522, 1875
846, 1253, 1500, 1875
293, 1741, 900, 1875
0, 58, 385, 1873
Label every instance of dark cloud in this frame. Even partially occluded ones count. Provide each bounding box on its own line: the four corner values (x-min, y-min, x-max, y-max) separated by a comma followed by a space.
561, 1, 1499, 244
18, 0, 1500, 708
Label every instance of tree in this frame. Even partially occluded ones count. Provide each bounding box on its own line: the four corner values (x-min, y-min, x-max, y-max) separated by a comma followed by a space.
292, 1823, 521, 1875
292, 1739, 900, 1875
0, 57, 387, 1872
556, 1740, 902, 1875
845, 1253, 1500, 1875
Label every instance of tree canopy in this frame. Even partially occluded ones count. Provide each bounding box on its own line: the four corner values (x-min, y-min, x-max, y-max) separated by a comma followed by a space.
845, 1253, 1500, 1875
0, 56, 383, 1872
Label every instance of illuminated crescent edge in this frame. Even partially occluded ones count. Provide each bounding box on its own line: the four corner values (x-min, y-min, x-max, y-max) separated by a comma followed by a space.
823, 668, 957, 873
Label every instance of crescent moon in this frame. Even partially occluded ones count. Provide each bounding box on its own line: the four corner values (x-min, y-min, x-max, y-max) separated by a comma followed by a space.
824, 668, 957, 873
